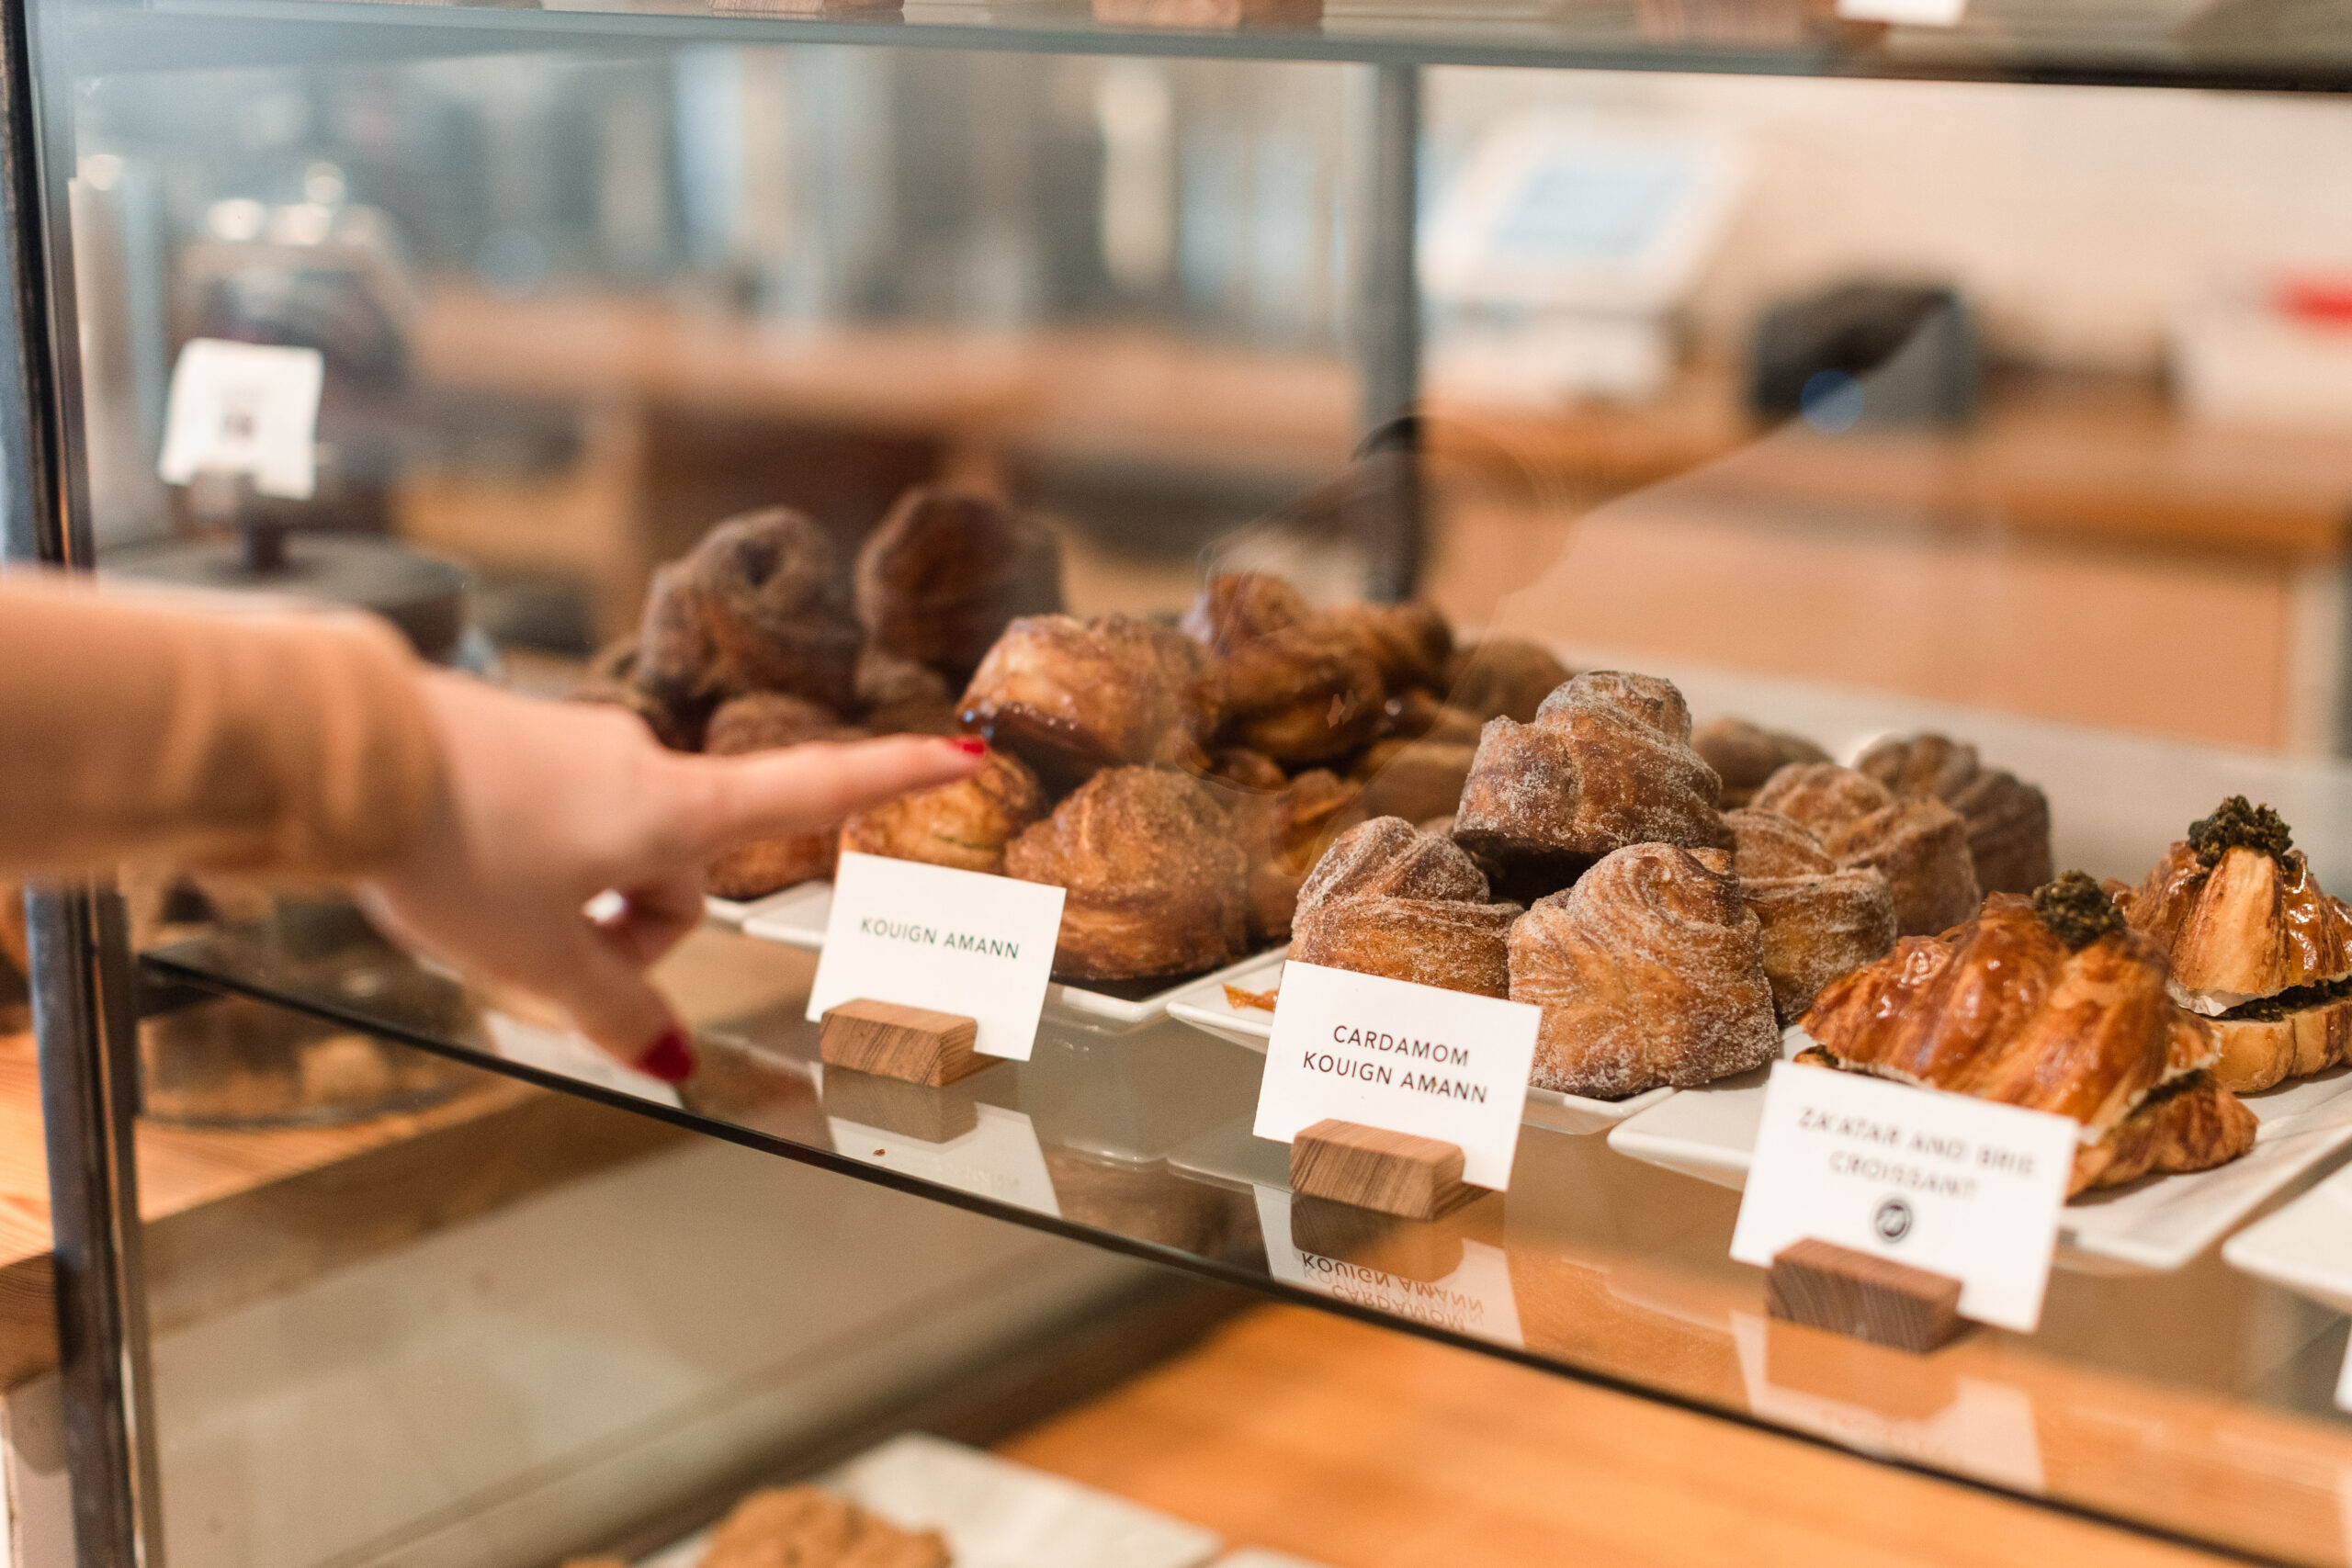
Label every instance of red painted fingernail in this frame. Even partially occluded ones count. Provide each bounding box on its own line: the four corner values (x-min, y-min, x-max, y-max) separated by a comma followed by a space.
637, 1029, 695, 1084
953, 737, 987, 756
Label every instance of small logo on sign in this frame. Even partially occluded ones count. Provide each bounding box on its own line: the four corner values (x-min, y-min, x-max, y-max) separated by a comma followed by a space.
1873, 1196, 1914, 1243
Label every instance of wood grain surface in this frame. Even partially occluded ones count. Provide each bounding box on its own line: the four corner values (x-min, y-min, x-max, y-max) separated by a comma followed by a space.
1001, 1305, 2247, 1568
819, 999, 983, 1088
1766, 1238, 1966, 1355
1289, 1122, 1474, 1222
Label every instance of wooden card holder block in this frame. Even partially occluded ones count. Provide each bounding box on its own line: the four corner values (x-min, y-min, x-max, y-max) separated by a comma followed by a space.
1765, 1238, 1967, 1355
1289, 1119, 1477, 1222
819, 998, 988, 1089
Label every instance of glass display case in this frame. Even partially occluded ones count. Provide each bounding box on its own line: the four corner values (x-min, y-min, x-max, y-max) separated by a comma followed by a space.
12, 1, 2352, 1565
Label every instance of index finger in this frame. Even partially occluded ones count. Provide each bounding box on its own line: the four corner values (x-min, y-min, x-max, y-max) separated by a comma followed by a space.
683, 735, 985, 856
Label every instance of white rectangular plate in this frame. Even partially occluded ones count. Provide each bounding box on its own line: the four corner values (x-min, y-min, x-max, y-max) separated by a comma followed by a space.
2222, 1151, 2352, 1314
1609, 1060, 2352, 1272
631, 1434, 1220, 1568
740, 879, 1281, 1024
1166, 952, 1673, 1133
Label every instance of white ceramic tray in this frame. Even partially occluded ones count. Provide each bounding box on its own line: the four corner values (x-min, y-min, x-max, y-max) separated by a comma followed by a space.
1607, 1052, 2352, 1272
735, 879, 1283, 1024
635, 1433, 1221, 1568
2221, 1157, 2352, 1314
1163, 951, 1673, 1134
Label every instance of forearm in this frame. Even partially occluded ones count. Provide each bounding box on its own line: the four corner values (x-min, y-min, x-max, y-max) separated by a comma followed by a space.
0, 570, 446, 880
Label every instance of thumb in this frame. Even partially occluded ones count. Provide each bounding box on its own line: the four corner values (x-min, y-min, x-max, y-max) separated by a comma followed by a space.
683, 734, 985, 855
547, 928, 693, 1080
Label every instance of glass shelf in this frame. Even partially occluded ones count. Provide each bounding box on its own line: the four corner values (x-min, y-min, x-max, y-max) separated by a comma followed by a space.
54, 0, 2352, 93
145, 902, 2352, 1568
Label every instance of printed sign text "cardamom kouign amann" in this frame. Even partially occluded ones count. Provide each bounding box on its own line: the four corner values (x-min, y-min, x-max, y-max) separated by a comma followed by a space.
854, 917, 1022, 960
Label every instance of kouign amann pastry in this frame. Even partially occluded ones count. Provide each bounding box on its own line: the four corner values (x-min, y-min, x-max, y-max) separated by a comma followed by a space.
1802, 874, 2257, 1195
839, 747, 1046, 876
2123, 795, 2352, 1091
1203, 618, 1385, 766
701, 694, 864, 899
1453, 671, 1731, 891
854, 647, 958, 735
1380, 688, 1487, 748
853, 486, 1065, 684
1182, 570, 1310, 656
1321, 601, 1453, 694
960, 613, 1208, 788
1005, 767, 1247, 980
1856, 731, 2053, 895
1443, 637, 1574, 724
1508, 841, 1781, 1100
697, 1486, 948, 1568
1751, 762, 1979, 937
1692, 717, 1831, 809
1351, 738, 1477, 828
1290, 817, 1521, 998
635, 508, 865, 713
1724, 807, 1896, 1024
1219, 768, 1364, 943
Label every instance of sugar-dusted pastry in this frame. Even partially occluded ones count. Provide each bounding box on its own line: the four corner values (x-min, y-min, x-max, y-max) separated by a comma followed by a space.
1351, 738, 1476, 828
1322, 601, 1453, 694
1751, 762, 1979, 937
853, 486, 1065, 683
960, 613, 1208, 788
1204, 619, 1385, 766
1219, 768, 1364, 943
701, 693, 863, 899
1443, 637, 1574, 724
1290, 818, 1521, 998
1692, 717, 1831, 809
697, 1486, 948, 1568
1005, 767, 1247, 980
1509, 841, 1780, 1100
1724, 808, 1896, 1024
1453, 671, 1731, 891
1182, 570, 1309, 656
1802, 874, 2258, 1195
635, 508, 865, 713
839, 747, 1046, 876
1856, 731, 2053, 895
853, 647, 957, 735
2123, 795, 2352, 1091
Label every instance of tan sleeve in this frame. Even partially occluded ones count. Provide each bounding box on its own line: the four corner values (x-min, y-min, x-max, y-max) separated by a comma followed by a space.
0, 570, 447, 880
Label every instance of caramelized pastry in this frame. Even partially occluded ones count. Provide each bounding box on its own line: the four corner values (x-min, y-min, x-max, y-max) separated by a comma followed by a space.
854, 647, 958, 735
1453, 671, 1731, 891
1204, 619, 1385, 766
1751, 762, 1978, 937
1509, 842, 1780, 1100
1219, 769, 1364, 943
1856, 731, 2053, 895
960, 614, 1208, 788
1182, 570, 1310, 656
853, 486, 1065, 683
1802, 875, 2257, 1195
1724, 808, 1896, 1024
1692, 717, 1830, 809
839, 747, 1046, 875
1351, 738, 1477, 828
1443, 637, 1574, 724
635, 508, 864, 713
1291, 818, 1521, 998
1322, 601, 1453, 694
1380, 688, 1487, 747
2123, 795, 2352, 1091
1005, 767, 1247, 980
701, 694, 863, 899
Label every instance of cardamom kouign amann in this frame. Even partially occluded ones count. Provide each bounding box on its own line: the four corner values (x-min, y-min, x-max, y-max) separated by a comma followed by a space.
1750, 761, 1979, 937
1855, 730, 2053, 896
1722, 807, 1896, 1025
1290, 817, 1521, 998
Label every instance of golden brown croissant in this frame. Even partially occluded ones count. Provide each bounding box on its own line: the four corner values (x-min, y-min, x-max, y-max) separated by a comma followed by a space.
1692, 717, 1830, 809
959, 614, 1208, 788
1855, 732, 2053, 896
1443, 637, 1574, 724
1751, 762, 1979, 937
853, 486, 1065, 684
1724, 808, 1896, 1024
1290, 818, 1521, 998
1800, 877, 2256, 1195
1509, 842, 1779, 1100
1004, 767, 1247, 980
839, 747, 1046, 876
2123, 795, 2352, 1091
636, 508, 865, 713
1453, 671, 1731, 893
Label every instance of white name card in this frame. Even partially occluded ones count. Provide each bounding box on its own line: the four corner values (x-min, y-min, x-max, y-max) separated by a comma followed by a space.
807, 852, 1065, 1062
1731, 1062, 2074, 1333
1836, 0, 1965, 23
1252, 961, 1540, 1190
157, 338, 326, 501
